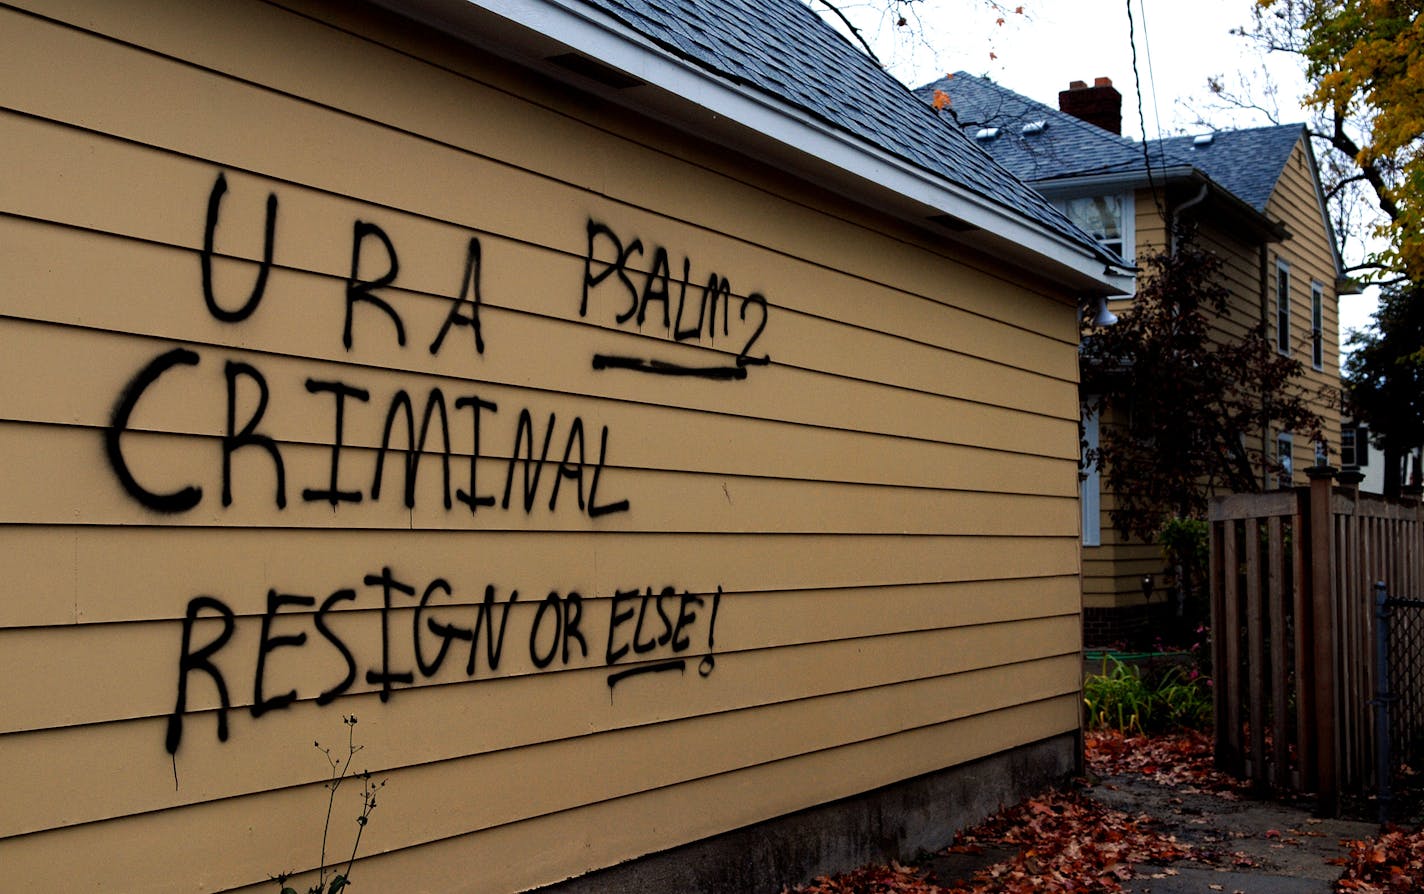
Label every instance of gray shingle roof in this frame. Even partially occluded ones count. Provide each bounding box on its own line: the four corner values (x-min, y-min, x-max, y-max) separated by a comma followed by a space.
578, 0, 1119, 263
1153, 125, 1305, 212
915, 72, 1193, 184
918, 73, 1307, 216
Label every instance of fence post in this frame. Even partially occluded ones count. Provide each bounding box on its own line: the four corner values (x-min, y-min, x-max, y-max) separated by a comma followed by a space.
1294, 488, 1315, 791
1222, 519, 1243, 773
1375, 581, 1392, 826
1306, 464, 1339, 815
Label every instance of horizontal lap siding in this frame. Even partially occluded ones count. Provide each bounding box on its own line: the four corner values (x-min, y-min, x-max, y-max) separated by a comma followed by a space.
1195, 222, 1267, 347
1267, 141, 1341, 471
0, 1, 1084, 891
1086, 148, 1343, 612
1081, 395, 1170, 610
1086, 218, 1267, 610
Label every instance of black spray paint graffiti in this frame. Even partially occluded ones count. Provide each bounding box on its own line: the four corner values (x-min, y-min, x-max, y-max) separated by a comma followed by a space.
105, 347, 629, 517
201, 172, 487, 358
121, 173, 751, 755
109, 172, 631, 517
164, 569, 723, 755
581, 220, 771, 380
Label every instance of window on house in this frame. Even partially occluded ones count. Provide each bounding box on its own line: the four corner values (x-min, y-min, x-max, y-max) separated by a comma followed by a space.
1081, 405, 1101, 547
1056, 193, 1134, 264
1341, 426, 1369, 468
1275, 259, 1291, 354
1311, 281, 1324, 370
1276, 433, 1294, 487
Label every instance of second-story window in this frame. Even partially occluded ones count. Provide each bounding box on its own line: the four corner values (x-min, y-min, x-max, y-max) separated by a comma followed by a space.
1275, 258, 1291, 354
1311, 281, 1324, 370
1056, 193, 1134, 265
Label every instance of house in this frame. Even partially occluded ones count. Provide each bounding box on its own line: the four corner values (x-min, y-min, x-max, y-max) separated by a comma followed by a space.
0, 1, 1129, 892
1341, 419, 1424, 495
919, 73, 1345, 645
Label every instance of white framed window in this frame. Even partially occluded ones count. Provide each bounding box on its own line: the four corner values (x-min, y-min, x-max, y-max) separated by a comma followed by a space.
1276, 433, 1294, 488
1275, 258, 1291, 355
1081, 404, 1101, 546
1056, 192, 1135, 265
1341, 426, 1369, 468
1310, 281, 1324, 370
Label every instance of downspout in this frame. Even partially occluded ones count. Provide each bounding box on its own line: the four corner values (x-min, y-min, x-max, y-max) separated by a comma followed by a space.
1259, 242, 1271, 489
1169, 183, 1209, 254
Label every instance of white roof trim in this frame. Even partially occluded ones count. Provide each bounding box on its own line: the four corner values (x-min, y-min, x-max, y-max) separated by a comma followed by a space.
1034, 166, 1196, 198
380, 0, 1130, 294
1294, 132, 1346, 280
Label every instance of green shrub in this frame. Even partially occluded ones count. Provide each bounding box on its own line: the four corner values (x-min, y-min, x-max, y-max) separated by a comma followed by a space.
1084, 658, 1154, 733
1083, 657, 1212, 733
1152, 665, 1213, 730
1158, 516, 1211, 632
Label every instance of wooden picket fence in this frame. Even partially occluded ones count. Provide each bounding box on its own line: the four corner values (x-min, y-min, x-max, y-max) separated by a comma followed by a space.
1208, 470, 1424, 814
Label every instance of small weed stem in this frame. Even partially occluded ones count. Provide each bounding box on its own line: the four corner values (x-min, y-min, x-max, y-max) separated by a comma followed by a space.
272, 715, 386, 894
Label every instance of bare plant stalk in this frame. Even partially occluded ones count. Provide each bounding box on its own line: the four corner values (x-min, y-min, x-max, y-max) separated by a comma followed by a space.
272, 715, 386, 894
316, 717, 362, 888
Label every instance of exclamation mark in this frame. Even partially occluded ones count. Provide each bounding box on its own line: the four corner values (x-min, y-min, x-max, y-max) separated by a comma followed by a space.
698, 585, 722, 677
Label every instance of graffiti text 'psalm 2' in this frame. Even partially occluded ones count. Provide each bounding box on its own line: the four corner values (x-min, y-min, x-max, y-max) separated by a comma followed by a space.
582, 220, 771, 380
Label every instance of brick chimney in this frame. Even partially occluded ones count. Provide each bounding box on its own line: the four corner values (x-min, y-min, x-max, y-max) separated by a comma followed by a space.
1058, 76, 1122, 135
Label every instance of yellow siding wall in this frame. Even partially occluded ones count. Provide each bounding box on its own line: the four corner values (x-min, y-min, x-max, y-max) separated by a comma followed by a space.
0, 1, 1084, 891
1083, 163, 1342, 616
1268, 140, 1342, 473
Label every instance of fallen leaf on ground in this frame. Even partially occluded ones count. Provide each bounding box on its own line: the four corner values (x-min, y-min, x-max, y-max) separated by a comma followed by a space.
1334, 829, 1424, 893
1085, 730, 1248, 796
788, 787, 1193, 894
787, 733, 1422, 894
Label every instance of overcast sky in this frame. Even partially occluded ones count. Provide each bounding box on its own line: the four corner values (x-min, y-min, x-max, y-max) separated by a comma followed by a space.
815, 0, 1378, 345
846, 0, 1304, 136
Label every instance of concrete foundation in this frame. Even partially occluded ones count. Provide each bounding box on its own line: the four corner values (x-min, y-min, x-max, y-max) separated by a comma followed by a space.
531, 732, 1079, 894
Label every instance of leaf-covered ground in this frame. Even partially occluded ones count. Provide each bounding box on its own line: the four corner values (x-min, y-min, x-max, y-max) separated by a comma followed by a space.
1084, 730, 1247, 797
787, 788, 1191, 894
1333, 829, 1424, 892
784, 731, 1424, 894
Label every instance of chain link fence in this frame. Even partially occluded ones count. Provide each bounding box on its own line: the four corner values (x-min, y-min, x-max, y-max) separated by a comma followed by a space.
1378, 590, 1424, 823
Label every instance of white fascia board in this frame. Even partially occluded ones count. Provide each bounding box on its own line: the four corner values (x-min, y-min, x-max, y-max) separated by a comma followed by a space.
1033, 166, 1197, 198
389, 0, 1128, 294
1296, 134, 1346, 279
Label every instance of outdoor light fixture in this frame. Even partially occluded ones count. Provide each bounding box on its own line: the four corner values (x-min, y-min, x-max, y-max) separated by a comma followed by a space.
1091, 296, 1118, 327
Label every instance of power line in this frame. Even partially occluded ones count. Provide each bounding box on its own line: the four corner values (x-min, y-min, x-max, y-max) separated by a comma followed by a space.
1125, 0, 1165, 218
1137, 0, 1166, 144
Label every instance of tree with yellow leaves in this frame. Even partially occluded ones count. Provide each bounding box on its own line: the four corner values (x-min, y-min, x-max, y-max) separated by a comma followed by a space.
1251, 0, 1423, 283
1247, 2, 1423, 494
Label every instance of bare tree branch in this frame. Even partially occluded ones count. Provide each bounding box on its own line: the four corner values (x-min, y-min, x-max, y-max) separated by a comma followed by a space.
1342, 269, 1409, 287
1324, 172, 1370, 202
811, 0, 883, 66
1200, 72, 1283, 126
1321, 106, 1399, 221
